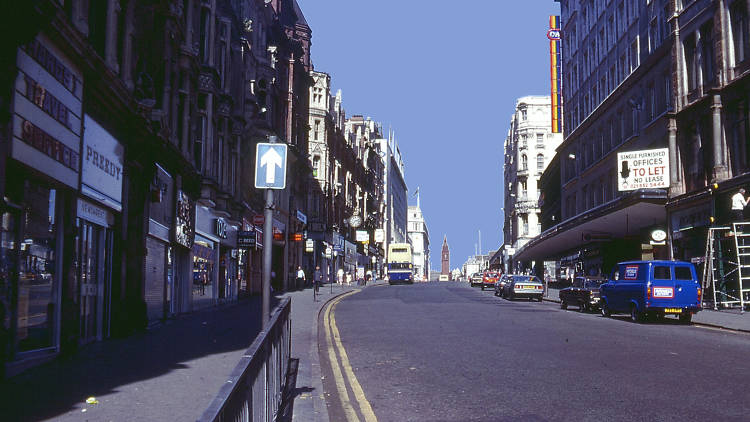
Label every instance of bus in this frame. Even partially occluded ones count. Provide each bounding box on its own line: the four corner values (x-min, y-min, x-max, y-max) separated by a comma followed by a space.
387, 243, 414, 284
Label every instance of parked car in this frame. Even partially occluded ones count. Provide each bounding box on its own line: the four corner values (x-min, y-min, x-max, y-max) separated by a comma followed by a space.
599, 260, 702, 323
470, 272, 484, 287
481, 271, 500, 290
559, 276, 605, 312
502, 275, 544, 301
494, 274, 513, 297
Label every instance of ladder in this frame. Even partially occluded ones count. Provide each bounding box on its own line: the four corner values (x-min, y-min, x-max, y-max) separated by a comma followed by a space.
732, 222, 750, 313
703, 226, 741, 310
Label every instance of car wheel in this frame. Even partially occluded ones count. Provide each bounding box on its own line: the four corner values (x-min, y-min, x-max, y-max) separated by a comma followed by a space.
600, 301, 611, 317
494, 290, 498, 297
630, 304, 644, 323
578, 302, 587, 312
509, 292, 515, 301
536, 296, 543, 302
481, 285, 485, 291
679, 313, 692, 324
561, 300, 568, 310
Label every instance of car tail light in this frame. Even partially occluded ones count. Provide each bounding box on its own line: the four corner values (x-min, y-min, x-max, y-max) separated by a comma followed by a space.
647, 283, 652, 300
697, 287, 702, 303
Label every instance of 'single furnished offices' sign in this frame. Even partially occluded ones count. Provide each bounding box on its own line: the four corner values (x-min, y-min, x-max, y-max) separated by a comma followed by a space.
617, 148, 669, 191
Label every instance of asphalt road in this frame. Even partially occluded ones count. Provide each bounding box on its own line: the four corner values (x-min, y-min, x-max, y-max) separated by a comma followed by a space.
319, 282, 750, 422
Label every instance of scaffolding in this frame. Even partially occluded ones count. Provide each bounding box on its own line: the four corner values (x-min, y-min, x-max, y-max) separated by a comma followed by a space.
702, 223, 750, 311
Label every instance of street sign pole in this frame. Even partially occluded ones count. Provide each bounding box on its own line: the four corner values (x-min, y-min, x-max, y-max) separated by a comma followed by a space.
262, 187, 273, 330
258, 135, 286, 330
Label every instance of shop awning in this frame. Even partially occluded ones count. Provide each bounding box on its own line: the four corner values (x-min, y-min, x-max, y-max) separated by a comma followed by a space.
513, 189, 668, 262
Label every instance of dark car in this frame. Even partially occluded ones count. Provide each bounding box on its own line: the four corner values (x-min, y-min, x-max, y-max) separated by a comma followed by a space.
559, 276, 605, 312
494, 274, 512, 297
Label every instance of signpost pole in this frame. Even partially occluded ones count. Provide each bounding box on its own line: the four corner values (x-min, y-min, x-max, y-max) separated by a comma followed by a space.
262, 188, 273, 330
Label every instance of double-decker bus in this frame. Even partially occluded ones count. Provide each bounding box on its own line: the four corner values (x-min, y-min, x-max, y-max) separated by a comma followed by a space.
387, 243, 414, 284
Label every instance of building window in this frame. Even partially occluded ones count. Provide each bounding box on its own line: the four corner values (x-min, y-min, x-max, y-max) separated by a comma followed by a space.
630, 37, 640, 71
521, 154, 528, 170
732, 0, 750, 66
199, 7, 211, 64
522, 214, 529, 235
218, 22, 228, 90
521, 108, 527, 120
537, 154, 545, 171
194, 114, 206, 173
536, 133, 544, 147
701, 22, 715, 87
312, 155, 320, 178
314, 119, 320, 140
684, 34, 698, 92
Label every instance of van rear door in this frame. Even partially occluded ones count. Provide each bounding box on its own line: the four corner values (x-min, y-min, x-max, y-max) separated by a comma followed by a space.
672, 265, 700, 307
650, 264, 678, 308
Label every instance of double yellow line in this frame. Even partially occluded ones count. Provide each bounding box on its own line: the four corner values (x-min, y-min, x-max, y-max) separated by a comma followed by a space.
323, 290, 378, 422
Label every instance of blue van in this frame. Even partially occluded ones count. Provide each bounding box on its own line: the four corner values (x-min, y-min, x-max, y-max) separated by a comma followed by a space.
599, 261, 702, 323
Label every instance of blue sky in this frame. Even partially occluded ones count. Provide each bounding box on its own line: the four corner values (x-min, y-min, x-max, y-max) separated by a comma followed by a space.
297, 0, 561, 268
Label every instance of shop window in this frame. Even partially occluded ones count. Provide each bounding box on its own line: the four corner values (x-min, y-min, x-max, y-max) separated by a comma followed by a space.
17, 185, 57, 352
192, 235, 216, 307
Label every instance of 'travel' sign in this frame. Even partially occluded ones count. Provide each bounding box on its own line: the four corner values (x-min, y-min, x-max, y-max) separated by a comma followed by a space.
617, 148, 669, 191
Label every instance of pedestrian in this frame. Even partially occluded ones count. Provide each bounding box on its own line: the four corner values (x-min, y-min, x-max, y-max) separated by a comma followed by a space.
346, 272, 352, 286
731, 188, 748, 222
314, 266, 322, 287
337, 268, 344, 285
296, 266, 306, 289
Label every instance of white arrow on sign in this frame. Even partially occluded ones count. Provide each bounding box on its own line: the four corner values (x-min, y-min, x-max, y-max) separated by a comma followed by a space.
260, 147, 283, 184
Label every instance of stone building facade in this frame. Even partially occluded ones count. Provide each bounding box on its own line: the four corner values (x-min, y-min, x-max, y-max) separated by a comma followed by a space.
502, 96, 563, 272
0, 0, 312, 377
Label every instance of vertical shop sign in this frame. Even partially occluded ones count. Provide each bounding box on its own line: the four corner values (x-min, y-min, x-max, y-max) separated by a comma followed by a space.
174, 190, 195, 248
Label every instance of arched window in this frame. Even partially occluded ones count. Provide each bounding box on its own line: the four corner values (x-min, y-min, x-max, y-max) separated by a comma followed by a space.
521, 154, 528, 170
537, 154, 545, 171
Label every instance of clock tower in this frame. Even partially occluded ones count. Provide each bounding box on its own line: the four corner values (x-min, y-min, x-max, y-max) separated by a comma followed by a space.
441, 236, 450, 277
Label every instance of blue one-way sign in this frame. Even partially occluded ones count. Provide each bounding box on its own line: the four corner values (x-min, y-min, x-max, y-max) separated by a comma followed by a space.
254, 143, 288, 189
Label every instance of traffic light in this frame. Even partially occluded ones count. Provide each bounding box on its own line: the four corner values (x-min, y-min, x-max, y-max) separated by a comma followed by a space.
292, 232, 303, 242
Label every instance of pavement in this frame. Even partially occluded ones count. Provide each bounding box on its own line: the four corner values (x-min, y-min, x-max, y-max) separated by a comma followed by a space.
1, 280, 747, 421
541, 285, 750, 333
0, 280, 367, 422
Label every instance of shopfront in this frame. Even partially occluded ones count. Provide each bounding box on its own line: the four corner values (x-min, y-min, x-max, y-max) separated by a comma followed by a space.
2, 34, 84, 372
77, 115, 123, 341
144, 163, 177, 322
192, 233, 217, 309
194, 207, 238, 308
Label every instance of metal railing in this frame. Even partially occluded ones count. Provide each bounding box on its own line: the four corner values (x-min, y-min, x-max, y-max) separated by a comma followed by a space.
198, 298, 292, 422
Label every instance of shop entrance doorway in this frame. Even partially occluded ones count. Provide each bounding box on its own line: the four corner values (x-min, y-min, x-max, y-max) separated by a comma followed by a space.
78, 221, 112, 344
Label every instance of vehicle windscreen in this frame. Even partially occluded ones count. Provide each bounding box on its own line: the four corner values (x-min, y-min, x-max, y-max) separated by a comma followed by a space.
513, 276, 540, 283
584, 280, 603, 288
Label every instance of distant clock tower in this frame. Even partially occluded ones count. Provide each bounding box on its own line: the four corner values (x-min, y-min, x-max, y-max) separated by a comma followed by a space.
441, 236, 450, 277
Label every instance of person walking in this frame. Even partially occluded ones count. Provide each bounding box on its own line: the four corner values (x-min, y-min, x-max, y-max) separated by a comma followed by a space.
295, 266, 306, 289
732, 188, 749, 222
313, 266, 322, 291
337, 268, 344, 285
